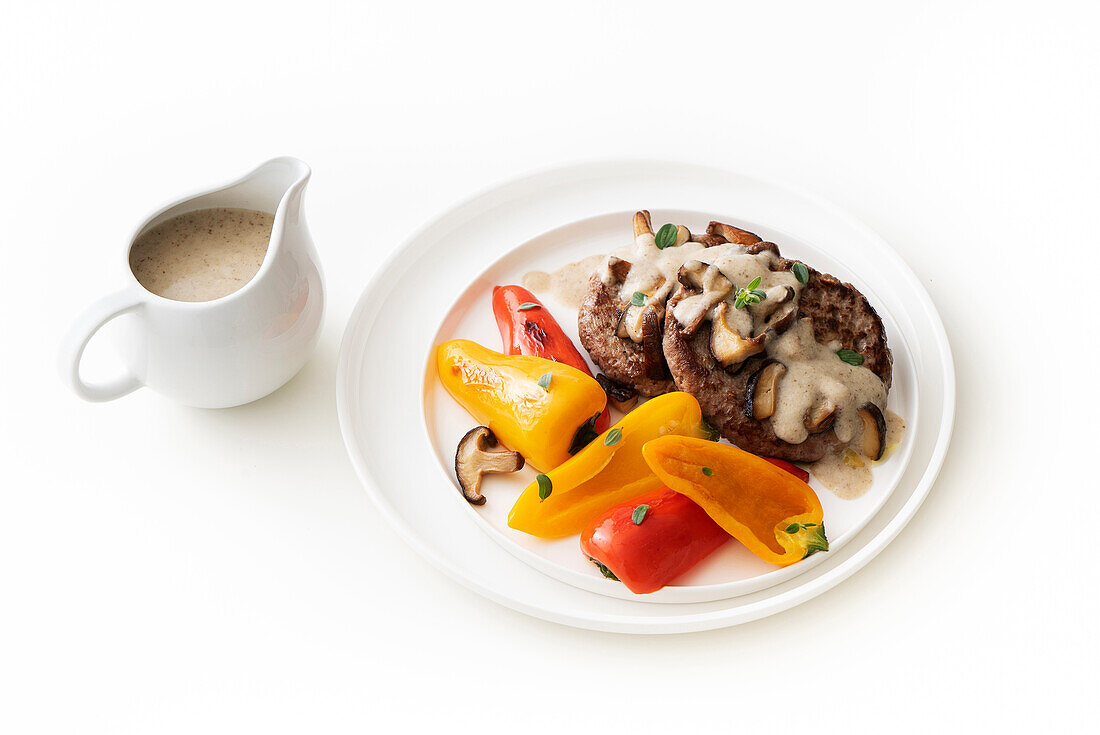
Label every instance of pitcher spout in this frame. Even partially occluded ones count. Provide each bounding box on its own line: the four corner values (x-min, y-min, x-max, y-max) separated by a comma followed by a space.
244, 156, 311, 228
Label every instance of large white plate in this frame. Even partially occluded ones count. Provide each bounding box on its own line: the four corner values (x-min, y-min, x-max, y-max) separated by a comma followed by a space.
337, 161, 955, 633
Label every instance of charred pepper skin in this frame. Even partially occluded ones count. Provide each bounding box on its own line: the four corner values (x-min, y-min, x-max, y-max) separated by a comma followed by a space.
436, 339, 607, 473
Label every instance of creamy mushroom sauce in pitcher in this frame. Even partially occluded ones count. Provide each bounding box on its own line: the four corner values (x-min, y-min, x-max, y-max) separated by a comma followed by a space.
600, 236, 887, 447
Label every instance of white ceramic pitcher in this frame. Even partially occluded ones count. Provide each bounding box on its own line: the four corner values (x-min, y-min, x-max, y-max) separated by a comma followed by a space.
59, 157, 324, 408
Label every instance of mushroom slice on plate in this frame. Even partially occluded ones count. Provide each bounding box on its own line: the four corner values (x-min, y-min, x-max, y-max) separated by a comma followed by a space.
454, 426, 525, 505
857, 403, 887, 461
596, 373, 638, 413
674, 225, 692, 247
744, 359, 787, 420
707, 221, 763, 246
710, 301, 766, 369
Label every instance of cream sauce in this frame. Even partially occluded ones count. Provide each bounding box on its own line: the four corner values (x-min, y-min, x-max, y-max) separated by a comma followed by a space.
810, 409, 908, 499
767, 319, 887, 445
522, 254, 607, 309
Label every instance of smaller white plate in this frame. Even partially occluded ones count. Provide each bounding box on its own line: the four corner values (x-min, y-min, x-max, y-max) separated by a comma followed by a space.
424, 209, 918, 603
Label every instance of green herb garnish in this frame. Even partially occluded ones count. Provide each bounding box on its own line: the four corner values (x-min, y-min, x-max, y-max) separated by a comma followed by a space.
537, 372, 552, 390
786, 521, 820, 533
792, 262, 809, 284
654, 223, 678, 250
733, 276, 768, 310
604, 427, 622, 446
836, 349, 864, 366
632, 504, 650, 525
700, 419, 721, 442
517, 302, 540, 311
591, 558, 620, 581
536, 473, 552, 501
702, 467, 714, 477
631, 291, 647, 307
569, 412, 601, 454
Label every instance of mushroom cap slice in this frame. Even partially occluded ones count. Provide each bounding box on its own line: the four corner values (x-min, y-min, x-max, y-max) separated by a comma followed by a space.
596, 373, 638, 413
857, 403, 887, 461
454, 426, 525, 505
633, 210, 653, 240
744, 359, 787, 420
804, 400, 837, 434
606, 255, 633, 284
641, 305, 667, 380
690, 233, 726, 248
710, 301, 766, 369
706, 221, 763, 246
674, 225, 692, 247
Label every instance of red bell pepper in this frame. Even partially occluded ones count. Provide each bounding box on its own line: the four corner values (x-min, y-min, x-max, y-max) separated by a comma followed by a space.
492, 285, 610, 434
580, 488, 730, 594
579, 457, 812, 594
763, 457, 810, 484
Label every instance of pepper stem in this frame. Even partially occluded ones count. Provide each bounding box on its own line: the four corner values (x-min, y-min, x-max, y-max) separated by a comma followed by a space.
801, 523, 830, 558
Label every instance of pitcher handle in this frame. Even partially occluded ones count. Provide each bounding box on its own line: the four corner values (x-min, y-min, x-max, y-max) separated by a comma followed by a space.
59, 289, 145, 402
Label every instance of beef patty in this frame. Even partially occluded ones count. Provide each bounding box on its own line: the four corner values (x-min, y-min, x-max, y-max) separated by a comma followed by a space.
578, 220, 892, 461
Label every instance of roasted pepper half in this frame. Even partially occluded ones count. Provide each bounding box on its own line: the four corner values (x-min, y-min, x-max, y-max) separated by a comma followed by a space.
508, 392, 709, 538
642, 436, 829, 566
580, 488, 730, 594
492, 284, 610, 435
436, 339, 606, 472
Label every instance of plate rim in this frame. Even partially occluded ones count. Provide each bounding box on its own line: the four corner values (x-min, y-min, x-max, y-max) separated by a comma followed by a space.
336, 158, 956, 633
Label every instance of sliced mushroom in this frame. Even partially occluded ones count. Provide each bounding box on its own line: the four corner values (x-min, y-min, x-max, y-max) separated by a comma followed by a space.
857, 403, 887, 461
615, 303, 644, 341
674, 224, 691, 246
765, 302, 798, 335
710, 301, 766, 369
757, 285, 798, 335
633, 210, 653, 240
596, 373, 638, 413
606, 255, 632, 284
676, 260, 709, 291
454, 426, 525, 505
707, 221, 763, 246
744, 360, 787, 420
804, 400, 837, 434
641, 305, 667, 380
690, 233, 726, 248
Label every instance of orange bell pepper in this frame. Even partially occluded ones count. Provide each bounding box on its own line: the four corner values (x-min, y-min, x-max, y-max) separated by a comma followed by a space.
508, 392, 710, 538
436, 339, 606, 472
642, 436, 829, 566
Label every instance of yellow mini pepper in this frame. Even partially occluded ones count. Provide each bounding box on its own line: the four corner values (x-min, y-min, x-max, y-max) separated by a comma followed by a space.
436, 339, 606, 472
642, 436, 828, 566
508, 392, 710, 538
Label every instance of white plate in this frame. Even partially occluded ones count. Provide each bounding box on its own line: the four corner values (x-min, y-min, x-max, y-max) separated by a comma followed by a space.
337, 161, 955, 633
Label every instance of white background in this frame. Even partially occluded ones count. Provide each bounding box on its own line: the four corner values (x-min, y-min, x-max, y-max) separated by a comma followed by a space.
2, 1, 1095, 732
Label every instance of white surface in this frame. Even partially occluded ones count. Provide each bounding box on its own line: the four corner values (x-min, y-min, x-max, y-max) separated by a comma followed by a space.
351, 166, 939, 612
2, 0, 1094, 732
